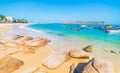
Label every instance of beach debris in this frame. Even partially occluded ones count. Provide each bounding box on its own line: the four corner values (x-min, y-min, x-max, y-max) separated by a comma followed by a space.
73, 57, 120, 73
69, 49, 93, 61
21, 66, 39, 73
42, 51, 69, 69
0, 56, 24, 73
82, 45, 93, 53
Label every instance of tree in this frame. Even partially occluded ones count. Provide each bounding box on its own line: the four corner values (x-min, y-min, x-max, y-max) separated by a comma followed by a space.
0, 14, 6, 22
13, 18, 28, 23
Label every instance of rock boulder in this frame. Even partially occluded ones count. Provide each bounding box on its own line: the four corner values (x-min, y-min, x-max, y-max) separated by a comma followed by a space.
0, 56, 24, 73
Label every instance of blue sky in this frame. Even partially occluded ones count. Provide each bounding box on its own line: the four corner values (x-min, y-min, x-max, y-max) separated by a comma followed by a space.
0, 0, 120, 23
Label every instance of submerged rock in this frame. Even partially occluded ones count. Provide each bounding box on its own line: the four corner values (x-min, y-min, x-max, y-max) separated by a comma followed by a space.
82, 45, 93, 53
0, 56, 24, 73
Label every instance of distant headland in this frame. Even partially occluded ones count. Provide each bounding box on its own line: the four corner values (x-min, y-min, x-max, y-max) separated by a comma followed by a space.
62, 21, 107, 25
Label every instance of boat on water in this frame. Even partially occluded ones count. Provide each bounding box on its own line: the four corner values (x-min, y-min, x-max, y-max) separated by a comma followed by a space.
105, 25, 120, 33
107, 29, 120, 33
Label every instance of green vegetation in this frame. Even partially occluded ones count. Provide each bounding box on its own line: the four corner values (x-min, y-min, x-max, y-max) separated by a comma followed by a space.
13, 18, 28, 23
0, 14, 6, 22
0, 14, 28, 23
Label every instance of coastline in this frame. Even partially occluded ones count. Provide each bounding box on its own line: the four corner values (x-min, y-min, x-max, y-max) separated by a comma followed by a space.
20, 24, 120, 61
19, 23, 46, 34
0, 23, 13, 34
18, 23, 120, 60
0, 23, 120, 73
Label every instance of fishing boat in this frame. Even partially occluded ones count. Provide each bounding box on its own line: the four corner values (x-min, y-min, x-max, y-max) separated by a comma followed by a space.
107, 29, 120, 33
105, 25, 120, 33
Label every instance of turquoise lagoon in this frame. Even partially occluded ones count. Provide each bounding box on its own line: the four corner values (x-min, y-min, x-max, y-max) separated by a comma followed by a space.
28, 23, 120, 51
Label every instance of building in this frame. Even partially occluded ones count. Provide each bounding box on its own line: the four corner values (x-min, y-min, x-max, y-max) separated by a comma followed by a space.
6, 17, 13, 22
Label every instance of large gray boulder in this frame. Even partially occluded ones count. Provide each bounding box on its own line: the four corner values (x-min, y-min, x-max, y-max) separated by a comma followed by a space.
72, 58, 120, 73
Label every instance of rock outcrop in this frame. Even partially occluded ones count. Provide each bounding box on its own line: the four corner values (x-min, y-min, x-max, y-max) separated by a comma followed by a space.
82, 58, 114, 73
42, 52, 69, 69
12, 35, 24, 40
0, 35, 51, 54
72, 58, 120, 73
0, 56, 24, 73
25, 37, 51, 47
69, 49, 93, 61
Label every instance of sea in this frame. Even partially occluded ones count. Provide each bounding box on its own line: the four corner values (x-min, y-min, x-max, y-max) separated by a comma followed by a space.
28, 23, 120, 52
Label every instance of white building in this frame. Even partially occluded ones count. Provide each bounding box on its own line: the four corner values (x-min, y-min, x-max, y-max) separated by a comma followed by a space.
6, 17, 13, 22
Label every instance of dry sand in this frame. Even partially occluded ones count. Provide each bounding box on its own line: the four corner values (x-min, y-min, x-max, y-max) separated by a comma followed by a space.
0, 23, 12, 34
11, 46, 85, 73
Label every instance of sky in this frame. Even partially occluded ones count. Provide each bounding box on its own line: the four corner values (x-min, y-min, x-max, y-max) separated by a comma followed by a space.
0, 0, 120, 24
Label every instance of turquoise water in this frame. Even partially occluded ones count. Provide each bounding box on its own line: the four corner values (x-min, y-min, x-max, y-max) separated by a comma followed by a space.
28, 23, 120, 50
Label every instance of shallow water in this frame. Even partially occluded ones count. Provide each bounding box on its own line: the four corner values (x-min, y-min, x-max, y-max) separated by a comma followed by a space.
28, 24, 120, 51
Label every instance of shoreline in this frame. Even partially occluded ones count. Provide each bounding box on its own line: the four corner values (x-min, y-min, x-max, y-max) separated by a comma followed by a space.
0, 23, 120, 73
18, 23, 120, 61
19, 23, 46, 34
22, 24, 120, 53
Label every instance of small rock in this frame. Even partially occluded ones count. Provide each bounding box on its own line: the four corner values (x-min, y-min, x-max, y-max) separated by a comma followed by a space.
69, 49, 93, 62
110, 50, 116, 53
82, 45, 93, 53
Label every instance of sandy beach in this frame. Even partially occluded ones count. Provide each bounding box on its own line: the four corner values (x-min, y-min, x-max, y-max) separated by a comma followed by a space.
0, 23, 120, 73
0, 23, 12, 34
